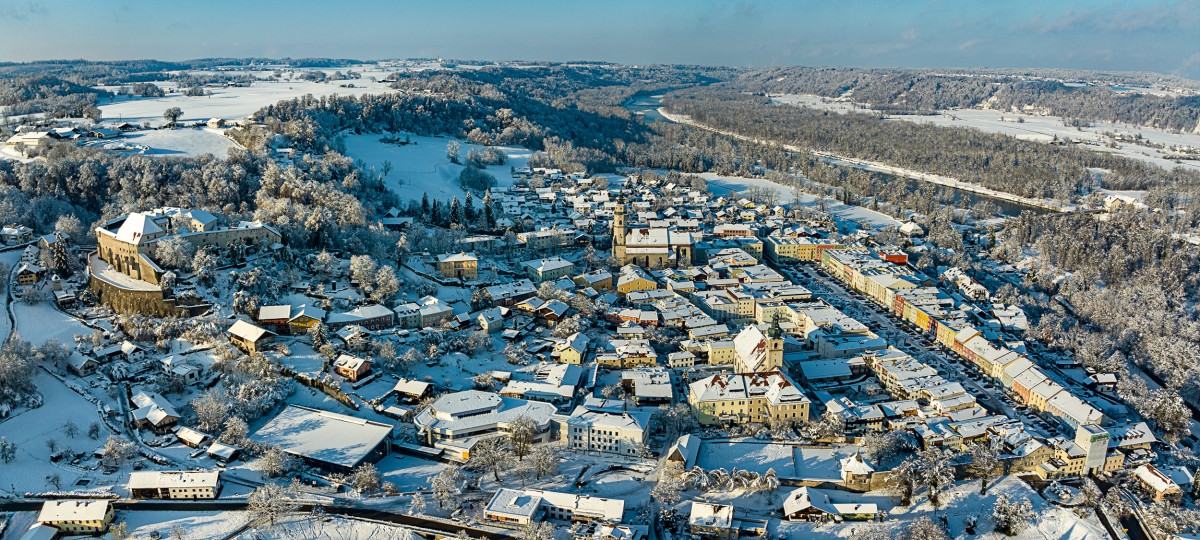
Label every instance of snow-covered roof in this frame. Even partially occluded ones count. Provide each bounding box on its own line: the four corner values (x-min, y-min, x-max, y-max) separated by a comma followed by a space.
37, 500, 111, 523
415, 391, 556, 436
486, 488, 542, 520
114, 212, 164, 244
258, 304, 292, 320
688, 501, 733, 529
128, 470, 220, 490
393, 378, 432, 397
783, 486, 878, 517
251, 405, 393, 469
840, 452, 875, 476
438, 251, 477, 263
1134, 464, 1181, 494
667, 434, 700, 468
689, 370, 809, 407
227, 320, 274, 342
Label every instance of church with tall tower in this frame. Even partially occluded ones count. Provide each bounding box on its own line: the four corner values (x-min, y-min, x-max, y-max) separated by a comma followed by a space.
611, 195, 697, 268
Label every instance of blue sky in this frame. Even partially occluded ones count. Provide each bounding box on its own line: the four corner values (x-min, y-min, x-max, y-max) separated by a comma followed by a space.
1, 0, 1197, 78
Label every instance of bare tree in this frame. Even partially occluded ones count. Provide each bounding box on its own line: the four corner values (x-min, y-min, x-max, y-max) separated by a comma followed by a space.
508, 416, 537, 461
408, 492, 427, 515
248, 483, 297, 527
470, 437, 511, 483
530, 446, 559, 480
349, 463, 382, 495
258, 446, 295, 478
430, 466, 463, 510
993, 494, 1035, 535
520, 522, 555, 540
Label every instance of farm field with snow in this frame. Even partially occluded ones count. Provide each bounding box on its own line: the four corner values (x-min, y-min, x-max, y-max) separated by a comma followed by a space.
97, 78, 396, 126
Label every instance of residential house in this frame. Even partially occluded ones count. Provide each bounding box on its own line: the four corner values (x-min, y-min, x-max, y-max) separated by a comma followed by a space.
555, 333, 590, 365
227, 320, 275, 354
782, 486, 878, 522
524, 257, 576, 283
37, 500, 114, 534
437, 252, 478, 280
333, 354, 371, 382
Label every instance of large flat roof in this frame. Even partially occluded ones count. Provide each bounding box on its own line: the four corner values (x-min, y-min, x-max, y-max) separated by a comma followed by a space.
251, 405, 392, 469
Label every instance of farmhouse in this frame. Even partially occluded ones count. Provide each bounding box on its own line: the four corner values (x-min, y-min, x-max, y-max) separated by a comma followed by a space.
37, 500, 114, 534
128, 470, 222, 499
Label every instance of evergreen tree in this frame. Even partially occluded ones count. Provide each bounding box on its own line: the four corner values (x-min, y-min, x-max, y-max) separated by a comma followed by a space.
450, 197, 462, 225
421, 193, 430, 221
430, 200, 442, 226
464, 191, 476, 222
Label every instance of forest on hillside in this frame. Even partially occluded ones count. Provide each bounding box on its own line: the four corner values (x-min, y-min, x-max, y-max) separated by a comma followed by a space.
726, 66, 1200, 130
661, 88, 1200, 198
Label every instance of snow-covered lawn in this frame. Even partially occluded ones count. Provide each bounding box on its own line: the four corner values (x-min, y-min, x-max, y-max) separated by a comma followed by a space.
342, 133, 532, 203
695, 440, 795, 476
236, 514, 418, 540
376, 454, 446, 492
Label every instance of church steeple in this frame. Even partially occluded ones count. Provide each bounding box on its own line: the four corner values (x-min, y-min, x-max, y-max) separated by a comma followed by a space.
611, 195, 627, 264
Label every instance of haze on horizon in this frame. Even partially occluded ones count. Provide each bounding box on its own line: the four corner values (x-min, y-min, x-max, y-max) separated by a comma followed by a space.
0, 0, 1198, 79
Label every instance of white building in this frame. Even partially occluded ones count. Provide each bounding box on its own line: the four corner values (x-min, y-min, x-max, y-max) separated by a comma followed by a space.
486, 488, 625, 525
128, 470, 222, 499
566, 403, 652, 457
413, 390, 557, 447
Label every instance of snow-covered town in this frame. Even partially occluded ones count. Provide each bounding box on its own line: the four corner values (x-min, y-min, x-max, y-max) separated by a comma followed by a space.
3, 4, 1200, 539
0, 151, 1191, 539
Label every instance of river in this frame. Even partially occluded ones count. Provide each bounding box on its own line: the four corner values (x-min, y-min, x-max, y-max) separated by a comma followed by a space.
623, 93, 670, 123
623, 93, 1054, 217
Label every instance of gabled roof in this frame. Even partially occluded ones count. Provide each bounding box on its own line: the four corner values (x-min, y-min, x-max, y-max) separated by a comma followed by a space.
227, 320, 275, 342
114, 212, 163, 244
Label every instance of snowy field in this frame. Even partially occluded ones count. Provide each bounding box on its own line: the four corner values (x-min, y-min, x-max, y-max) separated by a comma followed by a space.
342, 133, 533, 203
0, 372, 114, 495
12, 299, 89, 346
376, 454, 446, 492
108, 127, 240, 158
236, 514, 419, 540
97, 78, 396, 126
772, 93, 1200, 173
117, 510, 249, 540
700, 172, 901, 230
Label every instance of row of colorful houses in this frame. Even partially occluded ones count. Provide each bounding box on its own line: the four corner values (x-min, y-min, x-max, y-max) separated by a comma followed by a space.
819, 246, 1105, 431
